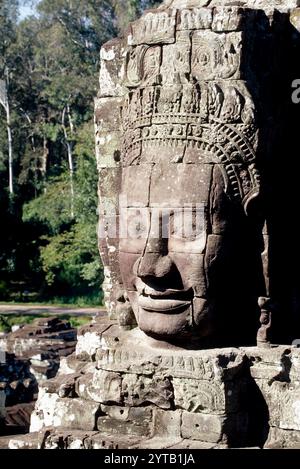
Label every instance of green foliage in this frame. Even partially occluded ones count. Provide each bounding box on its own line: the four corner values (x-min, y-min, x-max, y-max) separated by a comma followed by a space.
23, 175, 73, 233
40, 223, 102, 289
0, 0, 156, 305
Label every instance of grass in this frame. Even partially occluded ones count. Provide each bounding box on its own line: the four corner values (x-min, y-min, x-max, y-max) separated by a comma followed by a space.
0, 314, 92, 333
0, 294, 103, 309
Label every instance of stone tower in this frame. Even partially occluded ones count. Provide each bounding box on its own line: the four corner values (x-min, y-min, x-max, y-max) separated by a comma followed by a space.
11, 0, 300, 450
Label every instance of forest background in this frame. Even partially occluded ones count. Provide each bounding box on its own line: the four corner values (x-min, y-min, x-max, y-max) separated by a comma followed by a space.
0, 0, 158, 306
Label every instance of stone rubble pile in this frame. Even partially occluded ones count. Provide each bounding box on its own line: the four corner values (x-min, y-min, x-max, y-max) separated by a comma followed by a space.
0, 317, 77, 435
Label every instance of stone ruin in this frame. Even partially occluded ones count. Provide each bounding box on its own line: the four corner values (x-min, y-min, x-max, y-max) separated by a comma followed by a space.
5, 0, 300, 449
0, 317, 76, 437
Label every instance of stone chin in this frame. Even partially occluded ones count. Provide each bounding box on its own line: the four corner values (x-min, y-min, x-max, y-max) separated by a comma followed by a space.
135, 305, 192, 339
129, 295, 213, 340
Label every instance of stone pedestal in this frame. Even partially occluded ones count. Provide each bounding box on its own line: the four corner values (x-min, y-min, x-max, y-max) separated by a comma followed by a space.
11, 321, 293, 449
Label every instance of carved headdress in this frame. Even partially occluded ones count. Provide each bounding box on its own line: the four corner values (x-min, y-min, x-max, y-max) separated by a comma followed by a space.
121, 2, 261, 210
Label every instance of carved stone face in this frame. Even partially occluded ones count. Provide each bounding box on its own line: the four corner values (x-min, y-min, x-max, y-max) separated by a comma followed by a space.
119, 161, 215, 340
96, 2, 263, 344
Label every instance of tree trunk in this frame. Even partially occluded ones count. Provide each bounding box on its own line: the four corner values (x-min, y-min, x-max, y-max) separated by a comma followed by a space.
62, 105, 74, 218
0, 76, 13, 195
41, 135, 48, 176
6, 101, 13, 195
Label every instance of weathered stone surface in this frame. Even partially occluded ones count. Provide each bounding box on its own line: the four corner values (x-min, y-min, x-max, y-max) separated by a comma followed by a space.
168, 439, 216, 449
181, 411, 225, 443
239, 347, 300, 445
212, 6, 243, 32
243, 346, 291, 381
254, 380, 300, 431
98, 406, 152, 437
87, 369, 122, 404
75, 373, 93, 401
4, 402, 35, 433
130, 436, 183, 449
129, 9, 177, 46
265, 427, 300, 449
75, 322, 114, 360
152, 408, 181, 438
87, 433, 142, 450
42, 373, 79, 398
8, 432, 40, 450
96, 130, 122, 170
122, 373, 173, 409
173, 378, 226, 414
96, 332, 245, 380
99, 39, 126, 98
178, 7, 213, 31
31, 394, 100, 432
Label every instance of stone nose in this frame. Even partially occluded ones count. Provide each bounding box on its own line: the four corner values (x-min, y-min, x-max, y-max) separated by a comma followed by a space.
134, 252, 173, 279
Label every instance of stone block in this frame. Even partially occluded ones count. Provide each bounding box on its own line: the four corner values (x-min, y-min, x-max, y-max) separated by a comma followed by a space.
75, 373, 94, 401
42, 373, 79, 398
52, 398, 100, 431
212, 6, 243, 32
173, 376, 244, 414
58, 355, 87, 374
31, 393, 100, 431
30, 390, 59, 432
87, 369, 122, 404
99, 39, 126, 98
243, 346, 291, 381
265, 427, 300, 449
260, 380, 300, 431
177, 8, 213, 31
129, 9, 177, 46
152, 408, 182, 438
149, 163, 213, 208
75, 323, 113, 360
8, 433, 40, 450
95, 129, 121, 170
173, 378, 226, 414
191, 30, 242, 81
97, 406, 152, 437
98, 167, 122, 202
122, 373, 173, 409
120, 165, 153, 208
129, 437, 183, 449
88, 434, 142, 450
95, 97, 123, 132
170, 440, 217, 449
181, 411, 225, 443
